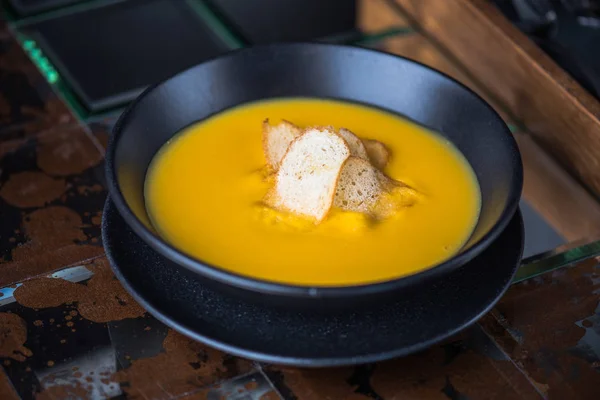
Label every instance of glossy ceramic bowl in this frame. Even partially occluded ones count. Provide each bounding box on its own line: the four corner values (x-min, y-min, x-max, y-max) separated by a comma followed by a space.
105, 43, 523, 310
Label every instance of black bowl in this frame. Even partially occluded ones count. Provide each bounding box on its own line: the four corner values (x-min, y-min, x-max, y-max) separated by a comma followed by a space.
105, 42, 523, 310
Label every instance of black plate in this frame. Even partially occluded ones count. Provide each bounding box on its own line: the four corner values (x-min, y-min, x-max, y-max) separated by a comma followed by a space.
103, 198, 524, 367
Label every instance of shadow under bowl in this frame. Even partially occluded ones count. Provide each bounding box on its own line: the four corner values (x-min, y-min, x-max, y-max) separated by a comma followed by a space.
105, 42, 523, 311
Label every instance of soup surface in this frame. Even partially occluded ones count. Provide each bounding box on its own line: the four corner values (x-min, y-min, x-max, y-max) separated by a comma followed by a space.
145, 98, 480, 286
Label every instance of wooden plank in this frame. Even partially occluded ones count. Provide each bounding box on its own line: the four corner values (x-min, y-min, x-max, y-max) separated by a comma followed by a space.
379, 34, 600, 240
393, 0, 600, 197
358, 0, 410, 32
516, 133, 600, 241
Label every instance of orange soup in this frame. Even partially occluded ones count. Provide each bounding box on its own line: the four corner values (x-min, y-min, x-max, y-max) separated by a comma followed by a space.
145, 99, 480, 286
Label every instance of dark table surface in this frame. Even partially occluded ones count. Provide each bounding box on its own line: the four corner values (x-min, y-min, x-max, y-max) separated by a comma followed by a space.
1, 1, 600, 399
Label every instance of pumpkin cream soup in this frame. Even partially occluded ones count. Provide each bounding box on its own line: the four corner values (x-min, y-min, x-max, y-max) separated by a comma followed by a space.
145, 99, 480, 286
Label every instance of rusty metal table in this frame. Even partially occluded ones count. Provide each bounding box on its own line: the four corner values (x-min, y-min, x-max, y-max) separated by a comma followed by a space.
1, 1, 600, 399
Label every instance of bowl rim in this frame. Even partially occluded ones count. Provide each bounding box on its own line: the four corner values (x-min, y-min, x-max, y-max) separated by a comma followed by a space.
105, 42, 523, 298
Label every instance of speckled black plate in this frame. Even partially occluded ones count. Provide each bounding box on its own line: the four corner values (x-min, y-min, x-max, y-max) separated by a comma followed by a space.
102, 198, 524, 367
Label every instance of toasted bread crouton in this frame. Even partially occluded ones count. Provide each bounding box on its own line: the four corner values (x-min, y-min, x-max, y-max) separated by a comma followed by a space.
262, 119, 302, 170
363, 139, 390, 170
333, 156, 383, 213
338, 128, 370, 160
267, 127, 350, 221
376, 170, 401, 191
